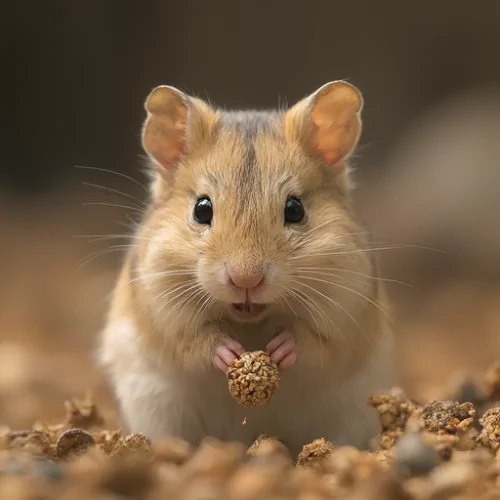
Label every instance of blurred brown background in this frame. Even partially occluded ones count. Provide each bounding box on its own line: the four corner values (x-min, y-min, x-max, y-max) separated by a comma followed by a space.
2, 1, 500, 429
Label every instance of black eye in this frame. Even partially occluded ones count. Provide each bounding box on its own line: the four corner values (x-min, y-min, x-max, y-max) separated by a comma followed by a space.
193, 196, 213, 225
284, 197, 305, 224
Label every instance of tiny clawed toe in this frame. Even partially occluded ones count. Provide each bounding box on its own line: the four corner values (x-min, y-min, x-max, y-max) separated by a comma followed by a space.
213, 338, 245, 374
266, 331, 293, 354
215, 345, 237, 366
278, 352, 297, 370
214, 354, 228, 373
223, 337, 245, 356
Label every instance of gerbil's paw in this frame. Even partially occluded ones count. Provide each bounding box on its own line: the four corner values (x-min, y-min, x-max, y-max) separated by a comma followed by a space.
266, 331, 297, 371
213, 337, 245, 374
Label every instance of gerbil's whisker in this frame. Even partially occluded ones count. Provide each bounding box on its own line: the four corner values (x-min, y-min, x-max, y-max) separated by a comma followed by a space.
285, 287, 322, 332
153, 283, 194, 313
187, 289, 213, 342
191, 292, 211, 325
163, 286, 205, 330
154, 279, 198, 307
284, 286, 335, 371
74, 234, 153, 244
74, 244, 135, 276
81, 201, 144, 214
75, 165, 149, 192
300, 219, 345, 237
292, 275, 370, 345
296, 266, 417, 291
81, 182, 145, 209
286, 283, 341, 340
114, 216, 141, 233
299, 227, 447, 253
127, 269, 196, 286
294, 274, 399, 328
276, 290, 297, 319
154, 282, 200, 329
290, 243, 448, 259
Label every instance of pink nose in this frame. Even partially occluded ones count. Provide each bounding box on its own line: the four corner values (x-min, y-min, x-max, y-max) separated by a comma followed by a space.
228, 270, 264, 289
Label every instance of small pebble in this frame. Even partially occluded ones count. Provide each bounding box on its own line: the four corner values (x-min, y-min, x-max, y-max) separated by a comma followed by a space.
394, 432, 438, 477
154, 437, 192, 465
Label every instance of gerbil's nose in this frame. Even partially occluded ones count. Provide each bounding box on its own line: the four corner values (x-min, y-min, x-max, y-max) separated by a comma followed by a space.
228, 270, 264, 289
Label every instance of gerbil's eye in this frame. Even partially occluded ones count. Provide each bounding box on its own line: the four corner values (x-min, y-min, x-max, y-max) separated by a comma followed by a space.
193, 196, 213, 225
284, 197, 305, 224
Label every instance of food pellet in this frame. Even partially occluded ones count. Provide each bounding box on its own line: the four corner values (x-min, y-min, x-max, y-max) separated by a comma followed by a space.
227, 351, 280, 408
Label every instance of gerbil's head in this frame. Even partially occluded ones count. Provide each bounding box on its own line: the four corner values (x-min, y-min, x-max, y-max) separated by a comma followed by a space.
138, 82, 374, 329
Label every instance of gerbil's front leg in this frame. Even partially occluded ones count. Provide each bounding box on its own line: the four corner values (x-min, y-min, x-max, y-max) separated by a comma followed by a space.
266, 322, 338, 371
212, 336, 245, 373
166, 323, 244, 374
266, 331, 298, 370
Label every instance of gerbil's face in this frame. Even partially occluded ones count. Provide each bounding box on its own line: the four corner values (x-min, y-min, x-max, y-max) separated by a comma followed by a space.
139, 83, 373, 328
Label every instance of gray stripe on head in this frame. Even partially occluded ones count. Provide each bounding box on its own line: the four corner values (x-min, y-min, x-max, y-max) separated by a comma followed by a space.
219, 110, 281, 220
220, 110, 279, 138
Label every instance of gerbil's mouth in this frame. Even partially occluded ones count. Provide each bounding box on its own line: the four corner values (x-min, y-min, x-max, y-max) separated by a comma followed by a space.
230, 302, 267, 322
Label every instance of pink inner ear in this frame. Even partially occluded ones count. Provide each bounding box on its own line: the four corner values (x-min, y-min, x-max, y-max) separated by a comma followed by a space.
311, 106, 361, 168
307, 82, 362, 169
320, 148, 344, 167
143, 105, 188, 171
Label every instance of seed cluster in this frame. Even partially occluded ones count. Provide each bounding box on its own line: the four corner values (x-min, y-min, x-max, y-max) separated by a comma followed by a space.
227, 351, 280, 408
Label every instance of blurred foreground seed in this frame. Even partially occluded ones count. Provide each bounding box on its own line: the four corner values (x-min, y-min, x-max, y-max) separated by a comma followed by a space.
154, 437, 192, 465
247, 434, 291, 462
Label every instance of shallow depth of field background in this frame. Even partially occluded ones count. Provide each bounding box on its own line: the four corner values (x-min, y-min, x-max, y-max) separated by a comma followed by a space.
2, 1, 500, 428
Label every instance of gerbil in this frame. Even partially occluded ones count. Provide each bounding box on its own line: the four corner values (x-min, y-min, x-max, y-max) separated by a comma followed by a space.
99, 81, 394, 456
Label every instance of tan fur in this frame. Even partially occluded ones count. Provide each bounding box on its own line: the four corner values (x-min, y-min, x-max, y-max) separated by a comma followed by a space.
99, 81, 394, 457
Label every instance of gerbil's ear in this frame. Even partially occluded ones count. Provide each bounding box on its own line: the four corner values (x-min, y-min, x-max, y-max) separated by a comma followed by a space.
142, 85, 217, 184
285, 81, 363, 173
